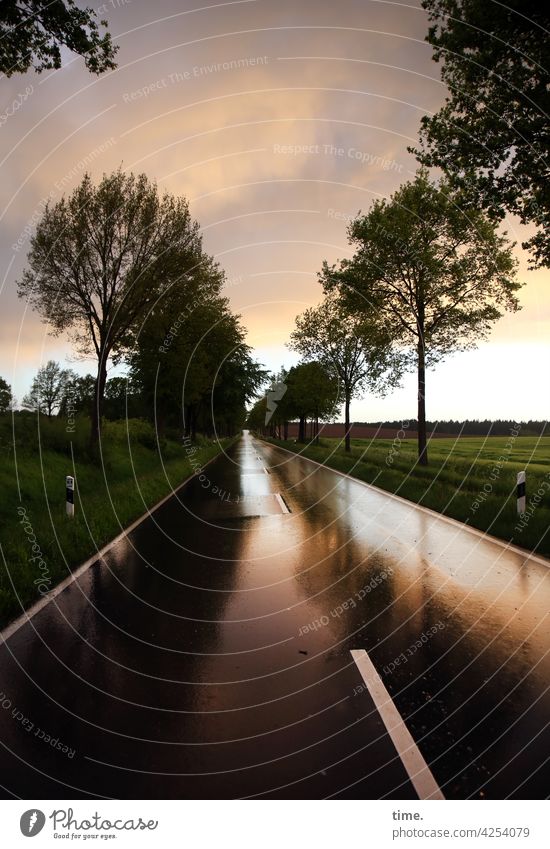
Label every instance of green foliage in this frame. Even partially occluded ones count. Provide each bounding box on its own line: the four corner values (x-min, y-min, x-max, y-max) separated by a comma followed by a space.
60, 373, 96, 417
414, 0, 550, 267
289, 292, 402, 449
129, 274, 267, 437
287, 362, 338, 423
0, 0, 118, 76
22, 360, 72, 418
248, 362, 338, 441
0, 377, 13, 414
324, 170, 521, 364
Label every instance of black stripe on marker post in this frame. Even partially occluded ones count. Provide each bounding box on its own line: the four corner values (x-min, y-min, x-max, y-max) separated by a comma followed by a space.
517, 471, 526, 515
66, 475, 75, 518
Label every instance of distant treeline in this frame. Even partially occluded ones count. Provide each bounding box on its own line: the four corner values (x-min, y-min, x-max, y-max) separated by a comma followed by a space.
355, 420, 548, 436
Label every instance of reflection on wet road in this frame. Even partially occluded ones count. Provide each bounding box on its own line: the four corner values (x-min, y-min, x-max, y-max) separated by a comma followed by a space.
0, 431, 548, 799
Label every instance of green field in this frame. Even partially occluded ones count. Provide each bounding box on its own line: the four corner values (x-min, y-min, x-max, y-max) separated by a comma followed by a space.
0, 415, 229, 628
267, 434, 550, 558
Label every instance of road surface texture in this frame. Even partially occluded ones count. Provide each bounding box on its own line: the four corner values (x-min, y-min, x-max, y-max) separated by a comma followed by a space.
0, 432, 548, 799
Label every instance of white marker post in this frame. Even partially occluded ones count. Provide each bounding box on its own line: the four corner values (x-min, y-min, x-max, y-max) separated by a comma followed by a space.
66, 475, 74, 518
517, 470, 526, 515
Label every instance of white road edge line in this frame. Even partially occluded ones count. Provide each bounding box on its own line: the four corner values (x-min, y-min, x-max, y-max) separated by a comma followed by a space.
351, 649, 444, 800
263, 439, 550, 569
0, 449, 224, 646
275, 492, 290, 514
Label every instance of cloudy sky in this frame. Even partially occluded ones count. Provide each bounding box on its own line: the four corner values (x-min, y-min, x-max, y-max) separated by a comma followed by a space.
1, 0, 548, 420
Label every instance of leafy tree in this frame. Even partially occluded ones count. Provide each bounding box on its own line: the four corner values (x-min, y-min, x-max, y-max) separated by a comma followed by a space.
263, 367, 292, 439
104, 376, 144, 421
0, 377, 13, 413
413, 0, 550, 268
60, 373, 95, 418
17, 171, 205, 446
246, 363, 337, 443
22, 360, 71, 418
211, 346, 268, 437
129, 275, 267, 437
246, 396, 268, 434
322, 170, 521, 465
0, 0, 117, 76
286, 362, 338, 443
289, 293, 401, 452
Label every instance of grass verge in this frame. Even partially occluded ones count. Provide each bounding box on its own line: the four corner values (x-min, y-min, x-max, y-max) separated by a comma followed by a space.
0, 414, 231, 628
264, 434, 550, 559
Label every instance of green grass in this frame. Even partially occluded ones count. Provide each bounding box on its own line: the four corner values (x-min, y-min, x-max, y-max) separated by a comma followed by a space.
0, 415, 230, 628
266, 433, 550, 558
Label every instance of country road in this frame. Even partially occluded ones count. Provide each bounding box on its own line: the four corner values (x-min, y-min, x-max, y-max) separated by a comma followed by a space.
0, 431, 549, 799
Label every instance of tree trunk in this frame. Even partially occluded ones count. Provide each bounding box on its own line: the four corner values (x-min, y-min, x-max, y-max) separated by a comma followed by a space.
90, 355, 108, 447
298, 416, 305, 442
417, 337, 428, 466
344, 392, 351, 453
283, 420, 288, 441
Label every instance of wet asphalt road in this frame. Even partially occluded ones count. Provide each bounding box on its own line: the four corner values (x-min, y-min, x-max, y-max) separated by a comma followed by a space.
0, 431, 549, 799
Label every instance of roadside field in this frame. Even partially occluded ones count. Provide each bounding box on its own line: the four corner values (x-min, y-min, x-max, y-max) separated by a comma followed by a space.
0, 415, 229, 627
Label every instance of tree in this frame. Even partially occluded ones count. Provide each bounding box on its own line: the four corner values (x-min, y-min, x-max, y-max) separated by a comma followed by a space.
413, 0, 550, 268
17, 171, 205, 447
263, 367, 291, 439
0, 0, 117, 76
60, 373, 95, 418
245, 364, 337, 442
0, 377, 13, 413
322, 170, 521, 465
286, 362, 339, 443
104, 376, 144, 421
129, 275, 267, 437
22, 360, 71, 418
289, 293, 401, 452
246, 396, 269, 434
211, 346, 268, 437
